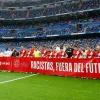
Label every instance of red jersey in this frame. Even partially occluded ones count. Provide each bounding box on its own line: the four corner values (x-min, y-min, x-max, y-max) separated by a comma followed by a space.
41, 49, 47, 57
51, 51, 59, 58
54, 52, 59, 58
25, 50, 32, 57
46, 51, 53, 58
95, 51, 100, 58
58, 51, 66, 58
86, 51, 95, 59
19, 49, 26, 57
31, 48, 34, 57
46, 51, 50, 58
49, 52, 53, 58
73, 50, 81, 58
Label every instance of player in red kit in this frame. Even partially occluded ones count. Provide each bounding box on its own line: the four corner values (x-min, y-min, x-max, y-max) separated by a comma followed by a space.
95, 46, 100, 58
86, 47, 95, 58
72, 46, 81, 58
41, 46, 47, 57
31, 45, 35, 57
58, 47, 66, 58
53, 48, 59, 58
46, 48, 53, 58
19, 46, 26, 57
25, 48, 32, 57
49, 48, 54, 58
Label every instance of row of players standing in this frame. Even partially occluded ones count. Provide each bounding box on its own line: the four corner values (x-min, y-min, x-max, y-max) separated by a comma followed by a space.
0, 44, 100, 58
19, 44, 100, 58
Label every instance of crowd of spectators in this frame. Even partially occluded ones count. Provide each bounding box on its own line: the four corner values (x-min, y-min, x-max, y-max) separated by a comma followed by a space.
0, 26, 99, 37
0, 16, 100, 29
0, 18, 99, 37
0, 37, 100, 51
3, 0, 62, 7
0, 0, 99, 18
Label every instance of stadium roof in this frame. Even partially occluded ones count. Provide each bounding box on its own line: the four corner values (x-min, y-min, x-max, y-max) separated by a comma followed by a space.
0, 0, 88, 8
0, 0, 40, 2
0, 0, 63, 2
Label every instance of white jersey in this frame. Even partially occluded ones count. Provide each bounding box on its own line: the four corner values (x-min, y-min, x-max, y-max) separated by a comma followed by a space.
0, 52, 4, 57
80, 51, 87, 58
56, 47, 60, 53
3, 50, 12, 57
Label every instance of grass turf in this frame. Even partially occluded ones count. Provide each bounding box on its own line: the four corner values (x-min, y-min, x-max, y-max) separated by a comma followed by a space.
0, 72, 100, 100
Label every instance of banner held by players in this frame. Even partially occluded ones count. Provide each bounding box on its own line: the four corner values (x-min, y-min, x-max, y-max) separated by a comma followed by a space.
0, 57, 100, 79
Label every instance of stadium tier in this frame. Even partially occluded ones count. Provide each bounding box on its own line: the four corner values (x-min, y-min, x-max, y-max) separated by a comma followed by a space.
0, 37, 100, 51
0, 18, 100, 37
0, 0, 99, 19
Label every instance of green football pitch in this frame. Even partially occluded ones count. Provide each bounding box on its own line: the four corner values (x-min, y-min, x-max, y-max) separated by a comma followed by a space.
0, 72, 100, 100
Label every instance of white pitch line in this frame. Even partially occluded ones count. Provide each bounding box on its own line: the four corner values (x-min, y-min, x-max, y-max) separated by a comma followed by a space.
0, 74, 37, 85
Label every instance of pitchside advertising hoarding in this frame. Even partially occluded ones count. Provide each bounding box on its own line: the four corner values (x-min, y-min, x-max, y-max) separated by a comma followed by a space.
0, 57, 100, 79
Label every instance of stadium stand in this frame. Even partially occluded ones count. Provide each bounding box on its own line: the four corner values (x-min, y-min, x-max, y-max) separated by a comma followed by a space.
0, 37, 100, 52
0, 18, 100, 37
0, 0, 99, 18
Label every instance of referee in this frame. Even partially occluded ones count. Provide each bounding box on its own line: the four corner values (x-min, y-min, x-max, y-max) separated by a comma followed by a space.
65, 44, 74, 58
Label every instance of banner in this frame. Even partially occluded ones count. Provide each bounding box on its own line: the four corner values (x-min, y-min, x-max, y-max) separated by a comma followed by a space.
0, 57, 100, 79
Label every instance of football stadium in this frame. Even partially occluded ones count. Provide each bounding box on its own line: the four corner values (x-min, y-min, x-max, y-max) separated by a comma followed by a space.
0, 0, 100, 100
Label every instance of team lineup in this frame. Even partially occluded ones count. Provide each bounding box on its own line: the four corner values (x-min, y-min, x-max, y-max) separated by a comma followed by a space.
0, 44, 100, 58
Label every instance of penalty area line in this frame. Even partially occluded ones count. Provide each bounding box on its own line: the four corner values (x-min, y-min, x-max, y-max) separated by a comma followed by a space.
0, 74, 37, 85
